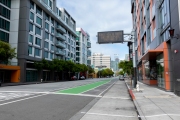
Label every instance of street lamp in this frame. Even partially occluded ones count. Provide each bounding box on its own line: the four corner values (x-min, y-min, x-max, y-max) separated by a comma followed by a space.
168, 28, 179, 39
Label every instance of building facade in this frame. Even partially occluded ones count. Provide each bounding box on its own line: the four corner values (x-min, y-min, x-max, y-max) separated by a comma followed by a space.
131, 0, 180, 95
76, 28, 91, 65
91, 53, 111, 69
0, 0, 77, 83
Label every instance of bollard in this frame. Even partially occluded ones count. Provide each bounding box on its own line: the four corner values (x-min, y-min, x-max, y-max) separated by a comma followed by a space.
41, 79, 43, 82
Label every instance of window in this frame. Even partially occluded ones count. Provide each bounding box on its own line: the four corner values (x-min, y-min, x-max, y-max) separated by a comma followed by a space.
0, 30, 9, 42
35, 26, 41, 35
0, 0, 11, 8
29, 23, 33, 32
44, 0, 48, 5
49, 0, 52, 8
44, 41, 49, 49
51, 27, 54, 34
30, 12, 34, 21
51, 44, 54, 51
29, 34, 33, 43
50, 53, 53, 59
45, 32, 49, 39
44, 51, 48, 58
36, 16, 42, 26
35, 37, 41, 46
0, 5, 11, 19
0, 18, 10, 31
51, 18, 54, 25
30, 0, 34, 9
45, 13, 49, 21
50, 35, 53, 41
36, 6, 42, 15
28, 46, 32, 55
45, 22, 49, 31
35, 48, 41, 56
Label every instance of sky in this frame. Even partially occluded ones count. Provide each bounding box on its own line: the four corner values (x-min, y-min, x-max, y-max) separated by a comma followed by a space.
57, 0, 132, 61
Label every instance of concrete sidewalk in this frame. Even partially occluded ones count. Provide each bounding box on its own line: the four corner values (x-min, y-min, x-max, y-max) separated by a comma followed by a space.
79, 80, 139, 120
125, 79, 180, 120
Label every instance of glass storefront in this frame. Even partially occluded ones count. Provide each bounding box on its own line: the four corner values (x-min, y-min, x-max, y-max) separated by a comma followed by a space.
156, 54, 164, 88
26, 70, 38, 82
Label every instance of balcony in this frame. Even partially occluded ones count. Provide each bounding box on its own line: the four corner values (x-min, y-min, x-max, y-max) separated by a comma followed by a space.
56, 33, 66, 41
152, 4, 155, 20
56, 50, 65, 56
56, 41, 66, 48
87, 41, 91, 48
56, 25, 66, 34
36, 0, 77, 36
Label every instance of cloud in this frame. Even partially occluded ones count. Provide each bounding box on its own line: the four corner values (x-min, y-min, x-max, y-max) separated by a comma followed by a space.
57, 0, 132, 60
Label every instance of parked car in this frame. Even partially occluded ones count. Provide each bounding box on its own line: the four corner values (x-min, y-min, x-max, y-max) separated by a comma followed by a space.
119, 75, 124, 80
71, 76, 77, 80
79, 76, 85, 80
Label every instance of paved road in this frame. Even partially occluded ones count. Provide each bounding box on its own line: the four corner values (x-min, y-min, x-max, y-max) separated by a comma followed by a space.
0, 78, 138, 120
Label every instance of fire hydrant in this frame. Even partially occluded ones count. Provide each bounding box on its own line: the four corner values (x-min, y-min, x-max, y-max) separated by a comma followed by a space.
136, 84, 139, 92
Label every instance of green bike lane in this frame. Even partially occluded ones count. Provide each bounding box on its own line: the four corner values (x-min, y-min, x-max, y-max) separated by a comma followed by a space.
56, 80, 111, 94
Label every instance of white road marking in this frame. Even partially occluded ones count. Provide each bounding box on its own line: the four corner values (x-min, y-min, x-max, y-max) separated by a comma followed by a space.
51, 92, 102, 97
98, 81, 117, 96
81, 112, 137, 117
0, 94, 48, 106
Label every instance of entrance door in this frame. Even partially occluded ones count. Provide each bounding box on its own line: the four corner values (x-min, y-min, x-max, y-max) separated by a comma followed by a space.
156, 54, 164, 88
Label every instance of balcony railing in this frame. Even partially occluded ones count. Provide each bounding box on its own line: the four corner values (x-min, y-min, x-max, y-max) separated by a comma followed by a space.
37, 0, 76, 35
56, 33, 66, 41
56, 50, 65, 56
56, 25, 66, 34
87, 41, 91, 48
56, 41, 66, 48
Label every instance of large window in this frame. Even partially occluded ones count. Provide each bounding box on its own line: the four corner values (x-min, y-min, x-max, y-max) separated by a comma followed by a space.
35, 26, 41, 35
29, 23, 33, 32
30, 12, 34, 21
50, 35, 53, 41
159, 0, 170, 30
29, 34, 33, 43
45, 13, 49, 21
0, 5, 10, 19
36, 16, 42, 26
44, 51, 48, 58
35, 48, 41, 56
44, 41, 49, 49
36, 6, 42, 15
30, 0, 34, 9
45, 22, 49, 31
51, 44, 54, 51
51, 27, 54, 34
28, 46, 32, 55
0, 18, 10, 31
35, 37, 41, 46
45, 32, 49, 39
50, 53, 53, 59
0, 0, 11, 8
0, 30, 9, 42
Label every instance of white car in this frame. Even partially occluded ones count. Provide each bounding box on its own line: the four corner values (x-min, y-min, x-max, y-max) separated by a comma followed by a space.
79, 76, 85, 80
119, 75, 124, 80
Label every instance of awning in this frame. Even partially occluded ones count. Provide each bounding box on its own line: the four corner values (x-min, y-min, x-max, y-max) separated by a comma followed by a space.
141, 50, 163, 60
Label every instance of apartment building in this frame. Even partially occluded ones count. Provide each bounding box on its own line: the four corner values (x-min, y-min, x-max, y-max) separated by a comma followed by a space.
91, 53, 111, 69
0, 0, 77, 83
76, 28, 91, 65
131, 0, 180, 95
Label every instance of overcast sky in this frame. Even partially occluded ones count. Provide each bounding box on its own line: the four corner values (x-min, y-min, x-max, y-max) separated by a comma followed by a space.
57, 0, 132, 61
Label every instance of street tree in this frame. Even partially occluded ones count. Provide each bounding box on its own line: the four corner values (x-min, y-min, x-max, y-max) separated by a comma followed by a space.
0, 40, 16, 64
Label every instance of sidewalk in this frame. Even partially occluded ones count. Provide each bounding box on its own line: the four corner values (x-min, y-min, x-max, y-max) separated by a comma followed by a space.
125, 79, 180, 120
79, 80, 139, 120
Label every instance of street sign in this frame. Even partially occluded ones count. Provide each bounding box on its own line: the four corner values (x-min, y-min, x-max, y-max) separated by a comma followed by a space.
97, 30, 124, 44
